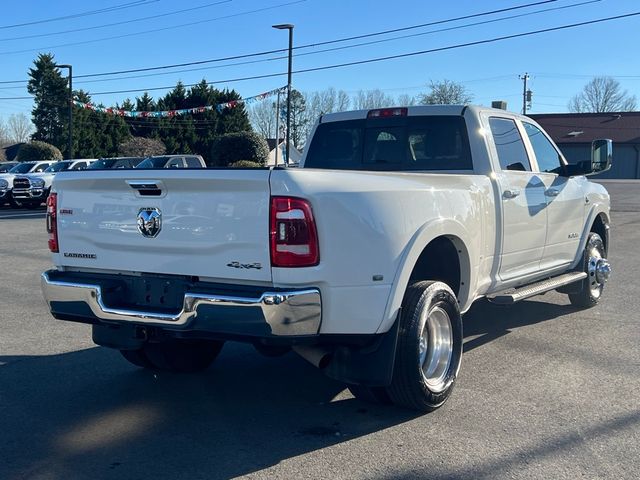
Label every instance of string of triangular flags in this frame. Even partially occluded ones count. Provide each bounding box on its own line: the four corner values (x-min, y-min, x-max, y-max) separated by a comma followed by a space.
73, 86, 286, 118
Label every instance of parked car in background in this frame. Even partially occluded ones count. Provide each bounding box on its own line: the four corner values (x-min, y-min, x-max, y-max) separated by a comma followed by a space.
11, 159, 95, 209
87, 157, 144, 169
135, 154, 206, 169
0, 161, 19, 173
0, 160, 57, 207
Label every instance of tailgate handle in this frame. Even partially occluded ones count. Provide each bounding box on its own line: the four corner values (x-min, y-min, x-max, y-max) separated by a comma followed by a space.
127, 180, 163, 196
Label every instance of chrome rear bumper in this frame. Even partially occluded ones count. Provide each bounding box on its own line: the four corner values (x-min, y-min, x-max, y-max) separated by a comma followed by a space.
41, 270, 322, 337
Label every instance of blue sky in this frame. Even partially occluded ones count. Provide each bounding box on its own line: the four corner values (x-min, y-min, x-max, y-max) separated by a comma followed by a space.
0, 0, 639, 122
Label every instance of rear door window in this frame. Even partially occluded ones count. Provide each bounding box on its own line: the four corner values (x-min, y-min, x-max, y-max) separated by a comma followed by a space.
185, 156, 203, 168
488, 117, 532, 172
166, 157, 184, 168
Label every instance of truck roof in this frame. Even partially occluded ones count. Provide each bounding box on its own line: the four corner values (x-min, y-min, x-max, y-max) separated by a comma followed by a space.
318, 104, 527, 123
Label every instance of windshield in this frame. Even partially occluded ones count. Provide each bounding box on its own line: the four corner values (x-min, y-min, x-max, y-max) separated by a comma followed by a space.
0, 162, 18, 172
136, 157, 168, 168
44, 161, 72, 172
9, 162, 35, 174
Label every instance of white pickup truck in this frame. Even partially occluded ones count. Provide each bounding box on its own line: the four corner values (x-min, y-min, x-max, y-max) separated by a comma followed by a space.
41, 105, 612, 412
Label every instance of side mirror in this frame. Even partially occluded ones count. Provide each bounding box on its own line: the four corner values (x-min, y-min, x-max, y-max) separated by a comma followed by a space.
588, 139, 612, 175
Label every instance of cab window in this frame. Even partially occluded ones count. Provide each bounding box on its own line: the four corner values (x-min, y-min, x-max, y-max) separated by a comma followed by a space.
523, 122, 563, 174
488, 117, 531, 172
167, 157, 184, 168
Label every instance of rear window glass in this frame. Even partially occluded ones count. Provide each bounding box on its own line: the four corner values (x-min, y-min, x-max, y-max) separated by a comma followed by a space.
305, 116, 472, 171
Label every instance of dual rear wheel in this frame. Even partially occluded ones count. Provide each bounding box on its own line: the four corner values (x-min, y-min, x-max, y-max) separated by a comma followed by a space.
348, 280, 464, 412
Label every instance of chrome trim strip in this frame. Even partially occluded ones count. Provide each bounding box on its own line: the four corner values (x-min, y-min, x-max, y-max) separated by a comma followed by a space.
41, 272, 321, 336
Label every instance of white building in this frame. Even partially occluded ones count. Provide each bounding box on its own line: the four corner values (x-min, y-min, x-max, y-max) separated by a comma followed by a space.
266, 139, 302, 166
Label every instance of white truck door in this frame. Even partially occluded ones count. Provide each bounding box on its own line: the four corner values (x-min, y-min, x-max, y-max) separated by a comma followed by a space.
521, 121, 585, 269
487, 117, 548, 281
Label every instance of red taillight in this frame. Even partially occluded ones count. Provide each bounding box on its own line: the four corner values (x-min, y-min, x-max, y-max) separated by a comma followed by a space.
367, 107, 408, 118
270, 196, 319, 267
46, 193, 58, 253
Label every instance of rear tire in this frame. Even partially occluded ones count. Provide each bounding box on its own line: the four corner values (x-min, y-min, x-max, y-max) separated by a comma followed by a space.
387, 281, 463, 412
568, 233, 609, 308
142, 340, 224, 373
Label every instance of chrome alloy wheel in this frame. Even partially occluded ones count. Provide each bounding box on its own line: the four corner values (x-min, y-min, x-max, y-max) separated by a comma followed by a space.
587, 245, 610, 299
419, 306, 453, 393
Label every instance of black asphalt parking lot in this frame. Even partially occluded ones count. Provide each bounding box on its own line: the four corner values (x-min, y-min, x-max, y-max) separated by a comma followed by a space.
0, 181, 638, 480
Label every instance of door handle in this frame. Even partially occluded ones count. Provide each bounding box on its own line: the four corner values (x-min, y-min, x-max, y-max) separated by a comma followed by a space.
545, 188, 560, 197
503, 189, 520, 199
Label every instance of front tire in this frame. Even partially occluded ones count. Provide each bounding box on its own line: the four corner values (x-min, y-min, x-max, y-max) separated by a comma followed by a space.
568, 233, 610, 308
387, 281, 463, 412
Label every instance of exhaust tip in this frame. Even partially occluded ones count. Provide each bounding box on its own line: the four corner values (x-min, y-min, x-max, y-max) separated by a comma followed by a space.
292, 345, 332, 369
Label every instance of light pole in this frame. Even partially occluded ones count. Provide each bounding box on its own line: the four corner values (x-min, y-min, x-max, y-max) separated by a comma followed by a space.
272, 23, 293, 166
58, 64, 73, 159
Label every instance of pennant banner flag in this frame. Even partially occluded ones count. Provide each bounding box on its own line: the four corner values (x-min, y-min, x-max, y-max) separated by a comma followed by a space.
73, 86, 286, 118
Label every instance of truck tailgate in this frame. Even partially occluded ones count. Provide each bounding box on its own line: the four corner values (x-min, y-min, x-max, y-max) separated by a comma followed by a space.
52, 169, 272, 283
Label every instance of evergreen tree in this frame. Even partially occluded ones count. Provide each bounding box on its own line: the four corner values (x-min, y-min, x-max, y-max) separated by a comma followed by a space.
157, 82, 196, 155
73, 90, 99, 158
27, 53, 70, 155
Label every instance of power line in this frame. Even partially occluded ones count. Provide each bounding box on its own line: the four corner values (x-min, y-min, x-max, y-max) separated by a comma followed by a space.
72, 0, 596, 87
0, 1, 158, 30
82, 11, 640, 97
0, 0, 307, 57
1, 10, 637, 101
290, 12, 640, 81
0, 0, 233, 43
0, 0, 563, 83
71, 0, 565, 79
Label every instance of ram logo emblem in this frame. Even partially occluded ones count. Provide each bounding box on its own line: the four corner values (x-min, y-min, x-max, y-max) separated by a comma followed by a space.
137, 207, 162, 238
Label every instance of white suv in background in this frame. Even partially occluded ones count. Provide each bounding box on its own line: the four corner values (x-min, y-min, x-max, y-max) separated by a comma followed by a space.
12, 159, 95, 209
0, 160, 57, 207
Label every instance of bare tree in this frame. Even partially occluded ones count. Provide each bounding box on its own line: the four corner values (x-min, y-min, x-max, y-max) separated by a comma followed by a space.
119, 137, 166, 157
568, 76, 637, 113
249, 98, 278, 138
397, 94, 419, 106
352, 89, 396, 109
0, 117, 9, 145
337, 90, 351, 111
303, 88, 352, 141
419, 79, 473, 105
7, 113, 34, 143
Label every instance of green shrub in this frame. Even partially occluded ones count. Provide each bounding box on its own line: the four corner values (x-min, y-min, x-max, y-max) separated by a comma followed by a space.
229, 160, 263, 168
210, 131, 269, 167
16, 141, 63, 161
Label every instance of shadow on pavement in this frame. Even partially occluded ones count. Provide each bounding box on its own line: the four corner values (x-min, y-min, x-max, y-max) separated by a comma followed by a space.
0, 343, 417, 479
462, 297, 577, 352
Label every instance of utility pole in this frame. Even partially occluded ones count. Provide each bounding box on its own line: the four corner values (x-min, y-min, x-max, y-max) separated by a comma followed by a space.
274, 90, 280, 166
519, 72, 531, 115
272, 24, 294, 166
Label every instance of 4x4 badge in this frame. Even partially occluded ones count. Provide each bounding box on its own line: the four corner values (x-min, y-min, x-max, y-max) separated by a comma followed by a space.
137, 207, 162, 238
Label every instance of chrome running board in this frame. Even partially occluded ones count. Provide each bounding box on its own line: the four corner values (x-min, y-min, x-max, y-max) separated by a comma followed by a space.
487, 272, 587, 305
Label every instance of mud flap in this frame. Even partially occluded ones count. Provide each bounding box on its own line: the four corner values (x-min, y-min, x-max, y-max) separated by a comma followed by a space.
323, 311, 400, 387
